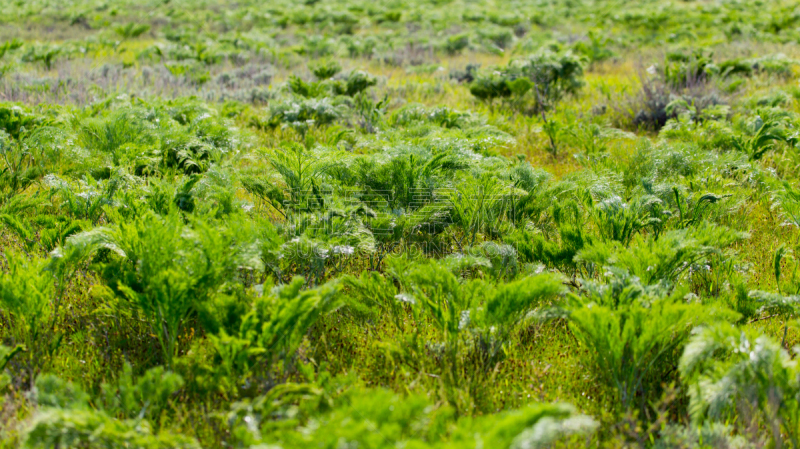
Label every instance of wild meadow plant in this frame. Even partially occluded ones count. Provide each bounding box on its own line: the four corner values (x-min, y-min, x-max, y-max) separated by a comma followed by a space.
3, 1, 800, 447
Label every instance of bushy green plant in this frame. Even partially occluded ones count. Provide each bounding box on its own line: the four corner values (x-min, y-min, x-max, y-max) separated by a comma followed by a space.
98, 363, 184, 422
266, 97, 345, 130
555, 269, 728, 414
376, 256, 564, 408
21, 44, 63, 70
65, 212, 256, 368
0, 344, 21, 409
680, 324, 800, 447
576, 223, 747, 286
470, 51, 584, 111
207, 276, 340, 393
265, 141, 341, 209
588, 195, 662, 246
0, 104, 45, 140
0, 251, 58, 384
444, 33, 470, 55
773, 180, 800, 229
310, 60, 342, 80
256, 386, 595, 448
23, 374, 199, 449
114, 23, 150, 41
662, 49, 715, 88
572, 31, 614, 65
287, 75, 328, 98
0, 130, 47, 201
654, 423, 748, 449
507, 198, 592, 274
331, 70, 377, 97
448, 173, 511, 248
731, 114, 789, 161
348, 150, 467, 211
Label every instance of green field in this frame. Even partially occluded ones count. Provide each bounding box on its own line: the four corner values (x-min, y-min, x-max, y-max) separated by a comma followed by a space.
4, 0, 800, 447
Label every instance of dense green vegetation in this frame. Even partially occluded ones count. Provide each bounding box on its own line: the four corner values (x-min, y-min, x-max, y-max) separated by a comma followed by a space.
4, 0, 800, 447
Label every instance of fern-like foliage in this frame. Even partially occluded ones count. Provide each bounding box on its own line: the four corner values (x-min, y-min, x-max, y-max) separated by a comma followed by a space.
207, 276, 340, 389
588, 195, 662, 246
731, 114, 788, 161
773, 180, 800, 229
0, 251, 57, 382
64, 212, 258, 368
576, 222, 747, 286
680, 324, 800, 448
265, 141, 341, 209
556, 269, 732, 413
23, 373, 199, 449
448, 173, 511, 248
252, 386, 595, 448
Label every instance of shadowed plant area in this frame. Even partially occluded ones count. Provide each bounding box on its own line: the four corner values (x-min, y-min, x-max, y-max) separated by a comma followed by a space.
4, 0, 800, 448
